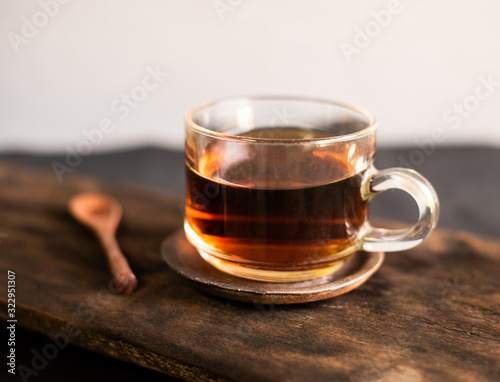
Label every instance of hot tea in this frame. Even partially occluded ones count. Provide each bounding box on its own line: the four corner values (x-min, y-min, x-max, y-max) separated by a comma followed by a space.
185, 127, 369, 271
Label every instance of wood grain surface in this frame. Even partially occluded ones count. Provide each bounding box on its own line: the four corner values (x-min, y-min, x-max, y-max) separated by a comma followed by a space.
0, 162, 499, 382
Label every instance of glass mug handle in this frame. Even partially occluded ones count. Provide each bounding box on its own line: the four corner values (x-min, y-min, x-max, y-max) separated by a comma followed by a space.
361, 166, 440, 252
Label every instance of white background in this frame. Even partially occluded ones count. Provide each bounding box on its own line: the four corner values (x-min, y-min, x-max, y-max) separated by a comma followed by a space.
1, 0, 499, 153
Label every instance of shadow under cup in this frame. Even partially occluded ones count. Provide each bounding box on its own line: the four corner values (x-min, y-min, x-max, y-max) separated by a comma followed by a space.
184, 97, 438, 282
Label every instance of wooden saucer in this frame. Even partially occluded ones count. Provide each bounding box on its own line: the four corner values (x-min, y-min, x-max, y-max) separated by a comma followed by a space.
161, 229, 385, 304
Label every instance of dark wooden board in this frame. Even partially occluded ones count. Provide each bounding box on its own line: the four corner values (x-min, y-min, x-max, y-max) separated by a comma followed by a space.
1, 162, 499, 382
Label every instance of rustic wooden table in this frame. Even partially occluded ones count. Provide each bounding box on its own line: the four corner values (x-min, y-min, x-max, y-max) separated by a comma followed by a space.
1, 160, 499, 382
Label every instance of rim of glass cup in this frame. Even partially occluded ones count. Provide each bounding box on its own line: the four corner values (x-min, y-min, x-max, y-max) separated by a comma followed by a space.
184, 95, 377, 144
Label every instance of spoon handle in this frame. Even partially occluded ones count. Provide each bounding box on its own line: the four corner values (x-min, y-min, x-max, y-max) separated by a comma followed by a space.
99, 234, 137, 294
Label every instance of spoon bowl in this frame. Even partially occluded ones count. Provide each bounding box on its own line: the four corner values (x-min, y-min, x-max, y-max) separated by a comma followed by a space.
69, 193, 122, 234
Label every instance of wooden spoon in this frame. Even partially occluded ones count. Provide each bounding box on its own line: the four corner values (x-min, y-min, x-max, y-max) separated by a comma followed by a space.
69, 192, 137, 294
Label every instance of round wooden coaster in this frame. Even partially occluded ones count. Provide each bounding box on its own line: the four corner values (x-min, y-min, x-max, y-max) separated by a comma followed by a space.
161, 229, 385, 304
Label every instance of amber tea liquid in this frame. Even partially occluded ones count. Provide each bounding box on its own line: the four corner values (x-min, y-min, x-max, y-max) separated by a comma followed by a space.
185, 127, 369, 278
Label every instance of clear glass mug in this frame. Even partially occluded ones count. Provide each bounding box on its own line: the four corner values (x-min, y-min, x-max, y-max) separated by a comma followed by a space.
184, 96, 439, 282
